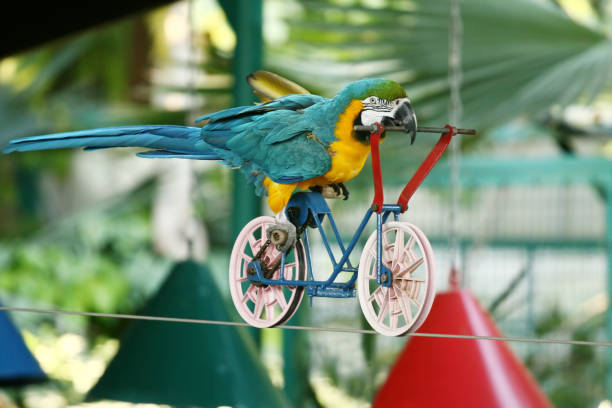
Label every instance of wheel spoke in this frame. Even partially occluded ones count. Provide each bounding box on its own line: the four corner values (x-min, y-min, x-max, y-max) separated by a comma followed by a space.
381, 230, 389, 247
369, 247, 385, 274
269, 253, 282, 268
407, 289, 421, 308
368, 285, 384, 307
392, 228, 404, 271
406, 235, 415, 252
372, 232, 395, 268
364, 251, 376, 279
248, 234, 259, 253
395, 283, 413, 325
397, 277, 426, 293
273, 287, 288, 309
241, 285, 257, 305
407, 248, 419, 265
400, 235, 415, 265
253, 288, 264, 319
283, 263, 297, 280
239, 256, 252, 280
389, 311, 398, 329
388, 288, 399, 329
265, 303, 275, 320
241, 255, 252, 266
382, 245, 393, 265
396, 257, 424, 278
377, 288, 390, 323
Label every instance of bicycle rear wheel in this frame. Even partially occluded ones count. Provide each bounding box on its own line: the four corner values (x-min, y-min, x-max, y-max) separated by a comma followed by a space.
229, 216, 306, 328
357, 222, 435, 336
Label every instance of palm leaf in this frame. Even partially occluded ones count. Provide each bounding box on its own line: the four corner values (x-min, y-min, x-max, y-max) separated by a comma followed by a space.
270, 0, 612, 129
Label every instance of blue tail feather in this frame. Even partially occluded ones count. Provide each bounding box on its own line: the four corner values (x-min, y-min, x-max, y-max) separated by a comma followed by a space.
2, 125, 218, 160
136, 150, 220, 160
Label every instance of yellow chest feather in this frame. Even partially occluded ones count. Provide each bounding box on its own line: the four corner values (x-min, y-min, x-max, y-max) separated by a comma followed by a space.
299, 100, 370, 187
267, 100, 371, 213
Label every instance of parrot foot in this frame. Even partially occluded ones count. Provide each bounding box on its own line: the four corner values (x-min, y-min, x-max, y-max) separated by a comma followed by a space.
309, 183, 350, 200
336, 183, 350, 201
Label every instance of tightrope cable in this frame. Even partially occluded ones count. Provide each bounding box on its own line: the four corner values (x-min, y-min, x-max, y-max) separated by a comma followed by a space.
2, 305, 612, 348
448, 0, 463, 283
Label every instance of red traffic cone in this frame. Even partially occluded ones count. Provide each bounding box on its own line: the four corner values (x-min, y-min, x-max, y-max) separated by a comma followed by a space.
373, 289, 551, 407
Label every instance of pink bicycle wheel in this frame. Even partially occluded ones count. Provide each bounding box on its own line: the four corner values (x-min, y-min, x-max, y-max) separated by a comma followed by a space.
357, 222, 436, 336
229, 216, 306, 328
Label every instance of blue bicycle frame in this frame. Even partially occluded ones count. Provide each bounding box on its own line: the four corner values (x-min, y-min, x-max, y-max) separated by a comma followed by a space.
247, 192, 402, 299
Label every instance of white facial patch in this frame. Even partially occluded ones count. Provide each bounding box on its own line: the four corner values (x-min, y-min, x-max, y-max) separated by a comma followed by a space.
360, 109, 387, 126
360, 96, 395, 126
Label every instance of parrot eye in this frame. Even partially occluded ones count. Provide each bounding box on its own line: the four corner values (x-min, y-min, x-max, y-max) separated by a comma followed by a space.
366, 96, 377, 104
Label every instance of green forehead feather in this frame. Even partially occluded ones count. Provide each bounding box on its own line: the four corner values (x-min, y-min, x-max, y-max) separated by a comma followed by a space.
367, 80, 407, 100
339, 78, 407, 101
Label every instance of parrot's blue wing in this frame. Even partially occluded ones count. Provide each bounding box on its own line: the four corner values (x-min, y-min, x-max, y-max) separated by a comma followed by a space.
262, 136, 331, 184
195, 94, 326, 124
214, 110, 331, 188
198, 95, 328, 151
219, 133, 330, 193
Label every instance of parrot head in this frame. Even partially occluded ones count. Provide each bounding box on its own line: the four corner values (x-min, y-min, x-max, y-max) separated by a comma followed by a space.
337, 78, 418, 144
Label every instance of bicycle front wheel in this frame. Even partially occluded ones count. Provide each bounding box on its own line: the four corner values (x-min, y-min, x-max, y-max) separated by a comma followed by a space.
357, 222, 435, 336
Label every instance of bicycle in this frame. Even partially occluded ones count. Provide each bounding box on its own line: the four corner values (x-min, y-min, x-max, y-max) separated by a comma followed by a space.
228, 124, 475, 336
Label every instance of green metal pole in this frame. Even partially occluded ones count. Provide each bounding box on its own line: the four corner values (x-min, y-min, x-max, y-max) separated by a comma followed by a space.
221, 4, 313, 404
230, 0, 262, 239
220, 0, 263, 346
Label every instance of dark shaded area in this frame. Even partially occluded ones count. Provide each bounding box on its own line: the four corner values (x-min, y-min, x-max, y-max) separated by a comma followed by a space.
0, 1, 175, 58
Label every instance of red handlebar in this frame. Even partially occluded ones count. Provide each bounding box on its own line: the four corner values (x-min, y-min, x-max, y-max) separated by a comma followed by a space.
369, 123, 385, 213
369, 124, 455, 213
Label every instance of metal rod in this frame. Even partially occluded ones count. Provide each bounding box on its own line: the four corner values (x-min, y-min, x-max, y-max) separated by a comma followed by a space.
353, 125, 476, 135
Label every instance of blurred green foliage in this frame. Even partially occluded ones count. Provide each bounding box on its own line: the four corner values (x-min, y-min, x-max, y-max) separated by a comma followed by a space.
526, 308, 607, 407
279, 0, 612, 129
0, 183, 171, 333
0, 0, 611, 406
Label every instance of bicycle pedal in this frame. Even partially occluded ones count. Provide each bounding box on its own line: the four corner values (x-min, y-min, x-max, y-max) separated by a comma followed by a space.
266, 222, 296, 253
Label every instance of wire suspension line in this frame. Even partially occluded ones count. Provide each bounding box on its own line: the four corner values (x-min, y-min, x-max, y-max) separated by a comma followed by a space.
2, 305, 612, 348
448, 0, 463, 285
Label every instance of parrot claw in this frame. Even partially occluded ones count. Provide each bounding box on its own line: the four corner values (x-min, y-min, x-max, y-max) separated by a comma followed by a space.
338, 183, 350, 200
329, 183, 350, 200
309, 183, 350, 200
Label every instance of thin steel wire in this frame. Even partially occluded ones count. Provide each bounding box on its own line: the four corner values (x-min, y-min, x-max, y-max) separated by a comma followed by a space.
2, 305, 612, 348
448, 0, 463, 278
186, 0, 198, 258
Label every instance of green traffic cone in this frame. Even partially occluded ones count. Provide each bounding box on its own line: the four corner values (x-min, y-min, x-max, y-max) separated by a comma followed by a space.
86, 260, 290, 408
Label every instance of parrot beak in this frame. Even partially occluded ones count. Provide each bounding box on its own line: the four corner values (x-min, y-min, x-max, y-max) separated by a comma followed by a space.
391, 98, 418, 144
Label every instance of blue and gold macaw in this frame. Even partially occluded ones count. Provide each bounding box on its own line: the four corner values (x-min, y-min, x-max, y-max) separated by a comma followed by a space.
3, 71, 417, 214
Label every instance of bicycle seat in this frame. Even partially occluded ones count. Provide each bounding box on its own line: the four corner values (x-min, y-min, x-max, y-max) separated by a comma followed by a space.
286, 192, 331, 228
